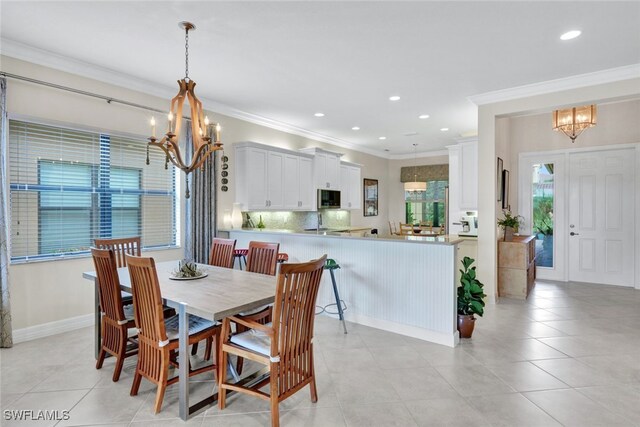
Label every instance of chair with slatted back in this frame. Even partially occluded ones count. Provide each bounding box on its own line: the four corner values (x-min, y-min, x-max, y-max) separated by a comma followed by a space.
218, 255, 327, 427
209, 238, 237, 269
399, 223, 415, 235
91, 248, 138, 382
388, 221, 399, 235
234, 241, 279, 374
94, 236, 141, 268
126, 255, 221, 413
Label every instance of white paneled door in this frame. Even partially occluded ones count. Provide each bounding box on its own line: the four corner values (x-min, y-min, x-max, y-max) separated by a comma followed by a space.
568, 149, 635, 286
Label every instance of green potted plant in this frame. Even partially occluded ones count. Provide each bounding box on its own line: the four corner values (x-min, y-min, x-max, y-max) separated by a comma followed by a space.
496, 210, 523, 241
457, 256, 486, 338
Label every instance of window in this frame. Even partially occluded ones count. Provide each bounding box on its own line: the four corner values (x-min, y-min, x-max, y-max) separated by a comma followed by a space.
532, 163, 554, 268
405, 180, 447, 226
9, 120, 177, 261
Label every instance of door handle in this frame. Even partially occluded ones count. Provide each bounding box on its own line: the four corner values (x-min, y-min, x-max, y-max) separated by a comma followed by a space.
570, 232, 580, 236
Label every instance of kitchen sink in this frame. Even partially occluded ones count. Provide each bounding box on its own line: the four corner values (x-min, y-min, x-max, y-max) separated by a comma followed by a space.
303, 227, 330, 231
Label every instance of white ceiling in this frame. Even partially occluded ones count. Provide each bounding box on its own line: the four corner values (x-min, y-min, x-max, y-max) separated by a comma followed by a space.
1, 1, 639, 157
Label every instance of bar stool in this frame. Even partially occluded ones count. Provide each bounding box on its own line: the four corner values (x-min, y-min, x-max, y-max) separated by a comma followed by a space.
322, 258, 348, 334
233, 248, 248, 270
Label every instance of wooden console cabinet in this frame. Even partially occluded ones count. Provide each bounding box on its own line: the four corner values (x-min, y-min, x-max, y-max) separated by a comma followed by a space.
498, 235, 536, 299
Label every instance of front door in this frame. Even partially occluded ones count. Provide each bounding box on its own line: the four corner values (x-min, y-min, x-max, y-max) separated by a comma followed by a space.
568, 148, 635, 286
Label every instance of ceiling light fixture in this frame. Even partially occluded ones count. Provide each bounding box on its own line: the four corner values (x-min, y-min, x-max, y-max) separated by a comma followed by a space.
147, 22, 222, 198
389, 96, 401, 101
560, 30, 581, 40
419, 114, 430, 119
379, 136, 387, 140
440, 128, 449, 132
552, 104, 597, 142
405, 143, 427, 192
352, 126, 360, 130
314, 112, 325, 117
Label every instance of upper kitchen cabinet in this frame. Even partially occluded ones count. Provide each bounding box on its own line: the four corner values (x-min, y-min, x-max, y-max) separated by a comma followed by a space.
447, 139, 478, 211
340, 161, 362, 210
235, 142, 312, 211
299, 147, 343, 190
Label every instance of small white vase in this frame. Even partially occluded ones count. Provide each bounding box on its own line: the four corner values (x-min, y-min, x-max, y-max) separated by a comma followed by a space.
223, 209, 232, 229
231, 203, 243, 229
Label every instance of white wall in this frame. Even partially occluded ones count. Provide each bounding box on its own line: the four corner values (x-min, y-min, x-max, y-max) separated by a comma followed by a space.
2, 55, 395, 332
477, 78, 640, 303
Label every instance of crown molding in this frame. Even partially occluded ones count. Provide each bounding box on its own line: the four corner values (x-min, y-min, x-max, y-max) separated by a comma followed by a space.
1, 37, 390, 159
468, 63, 640, 106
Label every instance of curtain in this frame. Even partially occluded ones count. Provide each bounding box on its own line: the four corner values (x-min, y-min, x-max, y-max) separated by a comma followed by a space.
0, 77, 13, 347
184, 120, 218, 264
400, 164, 449, 182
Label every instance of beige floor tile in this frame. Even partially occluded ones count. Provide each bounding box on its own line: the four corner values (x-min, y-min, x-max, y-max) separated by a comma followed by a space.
434, 364, 515, 397
532, 358, 618, 388
2, 389, 89, 427
523, 322, 568, 338
467, 393, 562, 426
130, 417, 203, 426
524, 388, 631, 426
341, 402, 417, 427
485, 361, 569, 392
330, 368, 402, 406
576, 384, 640, 425
31, 361, 107, 392
369, 345, 430, 369
133, 380, 216, 421
537, 336, 613, 357
321, 347, 377, 373
56, 386, 148, 426
381, 367, 459, 401
576, 354, 640, 384
404, 397, 490, 426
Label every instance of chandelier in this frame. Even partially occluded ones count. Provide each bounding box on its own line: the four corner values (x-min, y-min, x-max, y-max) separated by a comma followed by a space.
405, 143, 427, 192
552, 104, 597, 143
147, 22, 223, 198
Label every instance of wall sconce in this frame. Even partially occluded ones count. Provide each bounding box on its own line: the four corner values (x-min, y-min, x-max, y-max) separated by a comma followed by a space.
552, 104, 597, 142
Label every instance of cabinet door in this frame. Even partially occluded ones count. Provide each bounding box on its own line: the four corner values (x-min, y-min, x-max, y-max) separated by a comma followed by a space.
298, 157, 314, 210
246, 148, 268, 210
314, 153, 327, 189
340, 165, 350, 209
283, 154, 300, 210
266, 151, 284, 209
325, 155, 340, 189
459, 143, 478, 209
348, 166, 361, 209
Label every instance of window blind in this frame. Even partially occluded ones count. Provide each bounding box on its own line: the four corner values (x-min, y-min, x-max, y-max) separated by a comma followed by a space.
8, 120, 177, 261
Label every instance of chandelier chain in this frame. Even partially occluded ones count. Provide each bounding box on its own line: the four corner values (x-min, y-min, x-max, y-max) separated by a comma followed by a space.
184, 26, 189, 80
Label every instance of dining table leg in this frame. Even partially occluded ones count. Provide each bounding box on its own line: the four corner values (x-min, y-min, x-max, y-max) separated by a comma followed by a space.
178, 302, 190, 421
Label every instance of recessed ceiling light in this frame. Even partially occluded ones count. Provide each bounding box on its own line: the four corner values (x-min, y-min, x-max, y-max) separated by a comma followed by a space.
384, 149, 390, 152
560, 30, 581, 41
389, 96, 401, 101
379, 136, 387, 140
352, 126, 360, 131
314, 112, 325, 117
419, 114, 430, 119
440, 128, 449, 132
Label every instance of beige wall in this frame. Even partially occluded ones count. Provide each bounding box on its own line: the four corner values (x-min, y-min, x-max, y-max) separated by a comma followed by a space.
477, 78, 640, 303
386, 155, 449, 233
2, 55, 394, 331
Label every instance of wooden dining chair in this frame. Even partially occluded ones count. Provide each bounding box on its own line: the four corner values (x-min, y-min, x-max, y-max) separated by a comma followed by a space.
234, 241, 280, 374
126, 254, 221, 413
218, 255, 327, 427
399, 223, 415, 235
94, 236, 141, 268
208, 238, 237, 269
388, 221, 399, 235
91, 248, 138, 382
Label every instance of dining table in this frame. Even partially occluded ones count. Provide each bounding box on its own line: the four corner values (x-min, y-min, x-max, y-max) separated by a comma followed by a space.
83, 260, 277, 420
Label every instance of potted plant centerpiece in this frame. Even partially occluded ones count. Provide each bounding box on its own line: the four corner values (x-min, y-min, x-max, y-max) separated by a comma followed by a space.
497, 210, 523, 242
457, 256, 486, 338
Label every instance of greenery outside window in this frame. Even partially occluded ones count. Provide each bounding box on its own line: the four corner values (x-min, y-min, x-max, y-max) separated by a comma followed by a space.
405, 180, 447, 226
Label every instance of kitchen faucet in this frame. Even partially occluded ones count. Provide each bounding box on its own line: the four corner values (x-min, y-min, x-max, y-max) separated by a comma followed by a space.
317, 212, 323, 232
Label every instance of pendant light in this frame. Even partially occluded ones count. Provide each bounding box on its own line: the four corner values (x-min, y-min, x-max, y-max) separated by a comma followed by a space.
405, 143, 427, 192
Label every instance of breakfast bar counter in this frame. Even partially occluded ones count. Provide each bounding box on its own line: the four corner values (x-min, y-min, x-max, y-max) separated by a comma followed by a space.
223, 228, 461, 347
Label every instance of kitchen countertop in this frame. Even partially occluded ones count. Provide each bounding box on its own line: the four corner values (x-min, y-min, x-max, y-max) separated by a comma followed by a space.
222, 228, 463, 246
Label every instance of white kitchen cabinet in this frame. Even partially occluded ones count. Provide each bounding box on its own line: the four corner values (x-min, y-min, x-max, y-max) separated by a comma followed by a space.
283, 153, 314, 210
299, 148, 343, 190
236, 142, 314, 211
340, 162, 362, 210
447, 139, 478, 213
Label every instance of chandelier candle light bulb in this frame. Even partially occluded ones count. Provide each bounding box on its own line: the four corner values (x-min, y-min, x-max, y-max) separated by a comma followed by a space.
150, 116, 156, 138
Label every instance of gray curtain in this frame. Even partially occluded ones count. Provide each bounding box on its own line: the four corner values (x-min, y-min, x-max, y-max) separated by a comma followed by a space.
0, 77, 13, 347
400, 164, 449, 182
184, 120, 218, 264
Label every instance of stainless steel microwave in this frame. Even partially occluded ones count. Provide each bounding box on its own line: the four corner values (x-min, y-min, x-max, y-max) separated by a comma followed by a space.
318, 189, 341, 209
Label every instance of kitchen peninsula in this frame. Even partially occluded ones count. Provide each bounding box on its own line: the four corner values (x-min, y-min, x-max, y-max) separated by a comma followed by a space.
223, 229, 462, 347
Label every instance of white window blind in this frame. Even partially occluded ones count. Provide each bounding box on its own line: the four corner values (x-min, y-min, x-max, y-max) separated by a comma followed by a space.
8, 120, 177, 262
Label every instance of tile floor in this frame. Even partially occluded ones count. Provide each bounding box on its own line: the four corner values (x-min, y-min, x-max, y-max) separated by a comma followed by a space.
2, 280, 640, 426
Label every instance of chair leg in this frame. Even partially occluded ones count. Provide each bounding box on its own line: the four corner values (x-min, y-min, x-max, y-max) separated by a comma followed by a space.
154, 355, 169, 413
236, 355, 244, 375
112, 353, 125, 382
95, 348, 106, 370
130, 371, 142, 396
309, 376, 318, 403
204, 337, 213, 361
191, 342, 199, 356
270, 363, 279, 427
218, 345, 228, 410
154, 382, 167, 414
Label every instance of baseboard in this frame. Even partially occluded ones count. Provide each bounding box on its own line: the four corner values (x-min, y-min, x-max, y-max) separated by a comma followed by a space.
12, 313, 93, 344
327, 311, 459, 348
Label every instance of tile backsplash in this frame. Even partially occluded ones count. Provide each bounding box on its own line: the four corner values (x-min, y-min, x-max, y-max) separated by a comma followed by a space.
241, 210, 350, 230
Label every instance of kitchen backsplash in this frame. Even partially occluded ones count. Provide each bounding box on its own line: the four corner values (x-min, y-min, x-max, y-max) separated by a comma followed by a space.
241, 210, 351, 230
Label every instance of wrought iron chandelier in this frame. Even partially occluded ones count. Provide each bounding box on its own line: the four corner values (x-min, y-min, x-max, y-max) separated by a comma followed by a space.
552, 104, 597, 143
147, 22, 222, 197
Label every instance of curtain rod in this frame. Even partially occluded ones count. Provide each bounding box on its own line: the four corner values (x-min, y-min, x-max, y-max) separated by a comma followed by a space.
0, 71, 177, 116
